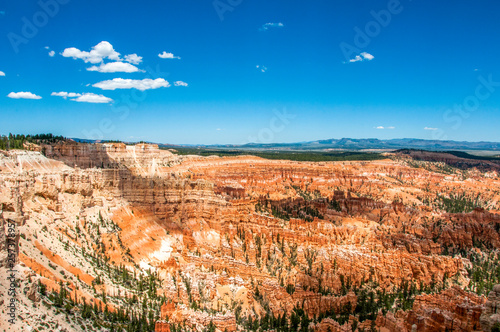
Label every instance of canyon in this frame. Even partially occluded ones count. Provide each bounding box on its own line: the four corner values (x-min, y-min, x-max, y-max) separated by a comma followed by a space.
1, 142, 500, 331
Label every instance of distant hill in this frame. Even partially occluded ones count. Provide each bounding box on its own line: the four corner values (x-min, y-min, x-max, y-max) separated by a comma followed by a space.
394, 149, 500, 172
229, 138, 500, 151
71, 137, 500, 152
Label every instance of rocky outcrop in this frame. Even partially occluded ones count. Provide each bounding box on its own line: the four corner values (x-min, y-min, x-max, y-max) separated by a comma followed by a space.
41, 142, 175, 172
406, 286, 484, 331
374, 311, 409, 332
0, 209, 6, 267
0, 189, 23, 268
480, 284, 500, 332
155, 321, 171, 332
157, 302, 237, 332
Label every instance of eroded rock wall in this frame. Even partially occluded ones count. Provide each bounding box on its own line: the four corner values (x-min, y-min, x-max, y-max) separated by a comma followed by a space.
1, 144, 498, 331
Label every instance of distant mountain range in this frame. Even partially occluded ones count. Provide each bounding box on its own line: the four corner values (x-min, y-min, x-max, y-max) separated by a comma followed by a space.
199, 138, 500, 152
73, 137, 500, 152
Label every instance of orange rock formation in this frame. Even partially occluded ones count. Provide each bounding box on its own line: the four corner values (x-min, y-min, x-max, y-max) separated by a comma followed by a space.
0, 142, 498, 331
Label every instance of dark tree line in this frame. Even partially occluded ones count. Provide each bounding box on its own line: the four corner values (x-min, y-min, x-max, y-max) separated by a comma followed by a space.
0, 133, 66, 150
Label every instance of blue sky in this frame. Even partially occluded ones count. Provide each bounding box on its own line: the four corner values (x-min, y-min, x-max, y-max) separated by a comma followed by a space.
0, 0, 499, 144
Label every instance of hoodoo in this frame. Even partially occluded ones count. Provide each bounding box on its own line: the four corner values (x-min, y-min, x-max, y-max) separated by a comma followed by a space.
1, 142, 499, 331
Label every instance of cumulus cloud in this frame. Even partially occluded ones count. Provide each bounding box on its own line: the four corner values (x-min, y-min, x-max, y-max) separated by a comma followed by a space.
256, 65, 267, 73
158, 52, 181, 59
174, 81, 188, 87
0, 71, 5, 76
87, 62, 143, 73
424, 127, 438, 130
51, 91, 112, 103
7, 92, 42, 99
62, 41, 121, 63
93, 78, 171, 91
260, 22, 284, 31
74, 93, 113, 103
375, 126, 395, 130
51, 92, 82, 99
61, 41, 142, 66
346, 52, 374, 63
124, 53, 142, 64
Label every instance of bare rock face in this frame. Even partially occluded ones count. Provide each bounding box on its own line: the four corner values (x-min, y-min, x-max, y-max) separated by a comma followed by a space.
1, 212, 21, 269
0, 210, 6, 267
41, 142, 174, 171
157, 301, 237, 332
480, 284, 500, 332
26, 280, 40, 302
406, 286, 484, 331
155, 321, 171, 332
374, 310, 409, 332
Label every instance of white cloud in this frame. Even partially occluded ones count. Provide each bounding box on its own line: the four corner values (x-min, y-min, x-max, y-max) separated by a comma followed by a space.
256, 65, 268, 73
124, 53, 142, 64
158, 52, 181, 59
93, 78, 171, 91
51, 91, 112, 103
361, 52, 374, 60
0, 71, 5, 76
424, 127, 438, 130
45, 46, 55, 57
87, 62, 143, 73
61, 41, 143, 74
375, 126, 395, 130
7, 92, 42, 100
174, 81, 188, 87
74, 93, 113, 104
51, 92, 82, 99
62, 41, 121, 64
347, 52, 375, 63
349, 55, 363, 63
260, 22, 284, 31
